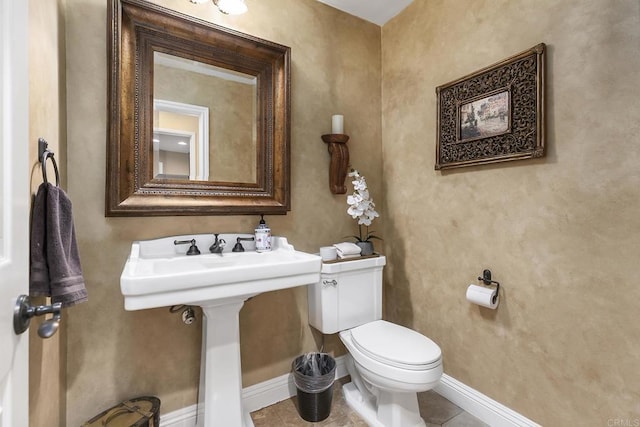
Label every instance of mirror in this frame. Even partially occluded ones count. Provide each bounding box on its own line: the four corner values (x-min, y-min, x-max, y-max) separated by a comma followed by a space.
107, 0, 291, 216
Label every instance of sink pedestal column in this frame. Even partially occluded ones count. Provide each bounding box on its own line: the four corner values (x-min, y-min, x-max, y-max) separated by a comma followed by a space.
197, 298, 254, 427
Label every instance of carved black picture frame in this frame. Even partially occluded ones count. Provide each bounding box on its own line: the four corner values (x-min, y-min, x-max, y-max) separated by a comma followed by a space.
435, 43, 545, 170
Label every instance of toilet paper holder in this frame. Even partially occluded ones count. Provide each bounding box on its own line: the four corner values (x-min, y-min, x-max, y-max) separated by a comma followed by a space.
477, 269, 500, 304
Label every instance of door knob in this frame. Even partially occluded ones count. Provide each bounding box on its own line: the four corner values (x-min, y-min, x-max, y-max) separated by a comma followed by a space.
13, 295, 62, 339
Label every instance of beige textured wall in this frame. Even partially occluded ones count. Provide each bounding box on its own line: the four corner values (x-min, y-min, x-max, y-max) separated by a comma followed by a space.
64, 0, 381, 423
28, 0, 67, 425
382, 0, 640, 425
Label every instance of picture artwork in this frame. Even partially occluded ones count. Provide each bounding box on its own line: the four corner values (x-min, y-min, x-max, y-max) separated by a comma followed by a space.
435, 43, 545, 170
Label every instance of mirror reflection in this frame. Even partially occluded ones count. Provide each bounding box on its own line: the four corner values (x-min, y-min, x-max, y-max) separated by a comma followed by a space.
154, 99, 208, 180
153, 52, 257, 183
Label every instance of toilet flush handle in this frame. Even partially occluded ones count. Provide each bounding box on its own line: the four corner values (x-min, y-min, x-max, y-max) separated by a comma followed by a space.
322, 279, 337, 288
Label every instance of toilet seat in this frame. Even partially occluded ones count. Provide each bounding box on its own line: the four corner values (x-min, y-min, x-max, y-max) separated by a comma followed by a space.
350, 320, 442, 371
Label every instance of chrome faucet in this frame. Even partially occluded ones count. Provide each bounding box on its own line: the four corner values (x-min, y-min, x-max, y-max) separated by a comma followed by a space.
209, 234, 226, 255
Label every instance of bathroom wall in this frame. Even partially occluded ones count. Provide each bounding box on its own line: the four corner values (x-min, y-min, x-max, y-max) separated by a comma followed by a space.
381, 0, 640, 425
64, 0, 381, 423
28, 0, 67, 425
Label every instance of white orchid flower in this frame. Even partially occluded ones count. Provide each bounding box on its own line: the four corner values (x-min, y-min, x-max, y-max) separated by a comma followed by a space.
347, 194, 363, 205
345, 169, 380, 242
353, 179, 367, 191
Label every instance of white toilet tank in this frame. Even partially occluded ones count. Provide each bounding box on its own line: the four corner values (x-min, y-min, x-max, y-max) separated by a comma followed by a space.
308, 255, 386, 334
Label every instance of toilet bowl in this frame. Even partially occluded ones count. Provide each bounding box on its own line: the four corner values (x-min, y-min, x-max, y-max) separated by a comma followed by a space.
307, 256, 443, 427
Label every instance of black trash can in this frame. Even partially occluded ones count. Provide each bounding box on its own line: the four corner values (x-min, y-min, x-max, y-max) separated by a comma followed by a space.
292, 352, 336, 422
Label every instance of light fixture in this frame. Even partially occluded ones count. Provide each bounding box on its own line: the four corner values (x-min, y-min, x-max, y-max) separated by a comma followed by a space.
178, 141, 188, 146
322, 114, 350, 194
191, 0, 247, 15
213, 0, 248, 15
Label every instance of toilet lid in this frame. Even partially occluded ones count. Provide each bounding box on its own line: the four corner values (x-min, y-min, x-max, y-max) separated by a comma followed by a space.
350, 320, 441, 370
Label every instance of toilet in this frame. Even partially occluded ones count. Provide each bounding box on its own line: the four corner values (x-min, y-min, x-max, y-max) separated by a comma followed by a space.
307, 256, 442, 427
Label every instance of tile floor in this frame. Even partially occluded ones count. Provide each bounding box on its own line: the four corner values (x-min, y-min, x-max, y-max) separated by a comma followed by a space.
251, 378, 488, 427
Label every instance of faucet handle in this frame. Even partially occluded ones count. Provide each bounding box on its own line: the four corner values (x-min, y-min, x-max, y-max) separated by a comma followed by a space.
174, 239, 201, 256
232, 237, 255, 252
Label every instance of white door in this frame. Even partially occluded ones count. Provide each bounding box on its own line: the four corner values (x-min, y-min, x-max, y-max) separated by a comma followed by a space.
0, 0, 30, 425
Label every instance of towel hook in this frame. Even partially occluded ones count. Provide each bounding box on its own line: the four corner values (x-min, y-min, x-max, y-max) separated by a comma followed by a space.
38, 138, 60, 187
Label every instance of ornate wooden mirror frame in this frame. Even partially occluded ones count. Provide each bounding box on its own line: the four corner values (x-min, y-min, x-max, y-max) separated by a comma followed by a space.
106, 0, 291, 216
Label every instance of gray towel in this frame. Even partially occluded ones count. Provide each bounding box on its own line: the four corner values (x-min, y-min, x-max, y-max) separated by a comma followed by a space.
29, 184, 50, 296
29, 182, 88, 307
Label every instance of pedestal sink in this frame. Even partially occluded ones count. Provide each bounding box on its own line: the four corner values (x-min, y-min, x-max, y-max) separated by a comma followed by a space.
120, 234, 321, 426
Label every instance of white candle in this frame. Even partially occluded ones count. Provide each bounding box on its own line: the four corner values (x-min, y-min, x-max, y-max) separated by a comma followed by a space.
331, 115, 344, 134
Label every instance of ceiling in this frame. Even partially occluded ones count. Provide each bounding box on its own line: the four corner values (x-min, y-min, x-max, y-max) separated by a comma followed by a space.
316, 0, 413, 26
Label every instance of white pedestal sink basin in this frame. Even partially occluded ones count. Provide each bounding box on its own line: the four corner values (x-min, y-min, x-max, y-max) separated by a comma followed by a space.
120, 234, 321, 426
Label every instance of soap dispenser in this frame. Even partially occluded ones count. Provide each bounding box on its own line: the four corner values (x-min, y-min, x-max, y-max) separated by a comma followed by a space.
255, 214, 271, 252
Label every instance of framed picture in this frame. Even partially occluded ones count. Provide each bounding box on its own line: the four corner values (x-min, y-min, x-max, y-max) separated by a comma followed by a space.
435, 43, 545, 170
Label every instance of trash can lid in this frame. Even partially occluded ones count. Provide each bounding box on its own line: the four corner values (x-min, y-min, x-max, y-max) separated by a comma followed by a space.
82, 396, 161, 427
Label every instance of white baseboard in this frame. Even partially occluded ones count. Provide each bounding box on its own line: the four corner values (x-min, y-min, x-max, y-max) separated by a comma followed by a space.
434, 374, 541, 427
160, 355, 348, 427
160, 359, 538, 427
159, 403, 198, 427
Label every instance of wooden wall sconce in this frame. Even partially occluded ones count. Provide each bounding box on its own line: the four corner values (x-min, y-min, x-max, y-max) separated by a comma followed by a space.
322, 134, 350, 194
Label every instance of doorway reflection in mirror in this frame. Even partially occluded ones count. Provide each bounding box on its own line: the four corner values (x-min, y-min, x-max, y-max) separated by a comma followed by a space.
153, 100, 209, 181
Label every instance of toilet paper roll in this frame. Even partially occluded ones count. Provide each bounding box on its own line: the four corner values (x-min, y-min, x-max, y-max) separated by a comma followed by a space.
466, 284, 499, 309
